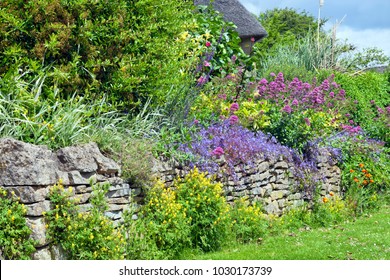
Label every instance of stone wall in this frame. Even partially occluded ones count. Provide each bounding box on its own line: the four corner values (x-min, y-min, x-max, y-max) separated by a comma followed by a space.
0, 138, 341, 259
153, 149, 341, 215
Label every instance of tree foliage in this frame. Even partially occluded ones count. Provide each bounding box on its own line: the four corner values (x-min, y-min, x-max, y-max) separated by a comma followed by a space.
252, 8, 325, 60
0, 0, 195, 110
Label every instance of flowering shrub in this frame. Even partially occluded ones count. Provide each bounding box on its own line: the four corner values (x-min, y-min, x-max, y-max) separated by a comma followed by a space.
174, 168, 231, 252
344, 164, 381, 215
180, 120, 324, 198
126, 168, 230, 257
125, 180, 190, 260
326, 132, 390, 214
229, 198, 269, 243
0, 187, 36, 259
45, 182, 125, 260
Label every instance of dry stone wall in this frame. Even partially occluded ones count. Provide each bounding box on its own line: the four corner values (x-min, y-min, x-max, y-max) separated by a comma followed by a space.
0, 137, 341, 259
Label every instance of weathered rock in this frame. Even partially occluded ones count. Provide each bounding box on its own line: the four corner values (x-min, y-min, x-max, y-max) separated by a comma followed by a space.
0, 138, 58, 186
7, 186, 48, 203
27, 217, 48, 247
26, 200, 51, 216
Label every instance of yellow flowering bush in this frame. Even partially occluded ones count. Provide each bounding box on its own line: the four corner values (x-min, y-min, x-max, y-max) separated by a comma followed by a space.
124, 180, 190, 260
229, 197, 269, 243
0, 187, 36, 259
175, 167, 230, 252
45, 181, 124, 259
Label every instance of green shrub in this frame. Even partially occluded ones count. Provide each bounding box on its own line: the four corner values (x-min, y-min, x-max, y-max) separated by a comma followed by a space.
45, 181, 125, 260
175, 168, 231, 252
333, 71, 390, 145
0, 187, 36, 259
229, 197, 269, 243
123, 180, 190, 260
0, 0, 195, 110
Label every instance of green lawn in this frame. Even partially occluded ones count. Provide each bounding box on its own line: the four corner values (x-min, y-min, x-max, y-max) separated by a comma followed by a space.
184, 206, 390, 260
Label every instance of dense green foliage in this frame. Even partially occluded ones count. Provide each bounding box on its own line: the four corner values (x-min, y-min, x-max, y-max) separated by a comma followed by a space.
0, 187, 36, 259
0, 0, 195, 109
253, 8, 322, 61
1, 1, 389, 260
45, 182, 125, 259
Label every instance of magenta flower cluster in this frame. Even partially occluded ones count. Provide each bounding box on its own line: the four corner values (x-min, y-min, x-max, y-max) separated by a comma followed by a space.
256, 73, 347, 114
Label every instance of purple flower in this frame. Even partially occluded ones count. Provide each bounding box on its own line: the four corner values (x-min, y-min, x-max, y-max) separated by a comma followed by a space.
292, 99, 299, 106
194, 119, 199, 125
230, 103, 239, 112
229, 115, 239, 125
282, 105, 292, 114
212, 147, 224, 157
329, 92, 335, 98
304, 118, 311, 126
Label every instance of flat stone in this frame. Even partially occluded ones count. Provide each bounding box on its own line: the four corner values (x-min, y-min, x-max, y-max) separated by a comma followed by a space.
26, 200, 51, 216
26, 217, 48, 247
7, 186, 48, 203
270, 190, 285, 200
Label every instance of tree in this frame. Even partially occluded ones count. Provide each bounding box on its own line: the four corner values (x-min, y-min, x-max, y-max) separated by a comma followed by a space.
252, 8, 326, 60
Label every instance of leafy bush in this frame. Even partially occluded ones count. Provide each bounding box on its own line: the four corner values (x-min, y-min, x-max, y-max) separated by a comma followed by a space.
0, 0, 195, 110
45, 181, 125, 260
326, 133, 390, 214
175, 167, 230, 252
124, 180, 190, 260
333, 71, 390, 145
229, 197, 269, 243
0, 187, 36, 259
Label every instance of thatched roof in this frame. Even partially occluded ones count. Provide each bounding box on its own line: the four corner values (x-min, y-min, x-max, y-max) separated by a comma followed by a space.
194, 0, 267, 42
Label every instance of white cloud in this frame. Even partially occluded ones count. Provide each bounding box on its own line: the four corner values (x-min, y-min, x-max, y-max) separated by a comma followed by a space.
335, 26, 390, 57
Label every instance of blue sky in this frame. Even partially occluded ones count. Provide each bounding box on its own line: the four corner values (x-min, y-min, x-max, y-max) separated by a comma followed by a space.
239, 0, 390, 56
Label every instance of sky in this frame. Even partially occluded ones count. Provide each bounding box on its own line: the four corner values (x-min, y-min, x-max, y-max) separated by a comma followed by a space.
238, 0, 390, 57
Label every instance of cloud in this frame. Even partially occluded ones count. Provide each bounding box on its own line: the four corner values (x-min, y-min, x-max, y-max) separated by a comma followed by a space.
336, 26, 390, 57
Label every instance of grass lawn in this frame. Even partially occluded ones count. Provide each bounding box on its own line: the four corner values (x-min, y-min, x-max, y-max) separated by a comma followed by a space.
184, 206, 390, 260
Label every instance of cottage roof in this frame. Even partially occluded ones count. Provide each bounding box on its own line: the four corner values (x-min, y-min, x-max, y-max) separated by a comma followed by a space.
194, 0, 267, 42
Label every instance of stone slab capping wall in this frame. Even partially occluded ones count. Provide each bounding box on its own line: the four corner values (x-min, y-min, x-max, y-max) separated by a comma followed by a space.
0, 138, 341, 259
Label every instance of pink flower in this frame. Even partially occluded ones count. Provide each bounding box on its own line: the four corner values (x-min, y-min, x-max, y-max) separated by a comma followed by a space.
304, 118, 311, 126
205, 41, 211, 47
229, 115, 239, 125
377, 107, 385, 114
329, 92, 335, 98
197, 76, 207, 85
251, 37, 255, 43
194, 119, 199, 125
218, 94, 227, 100
230, 103, 239, 112
204, 61, 211, 67
282, 105, 292, 114
291, 99, 299, 106
212, 147, 224, 157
